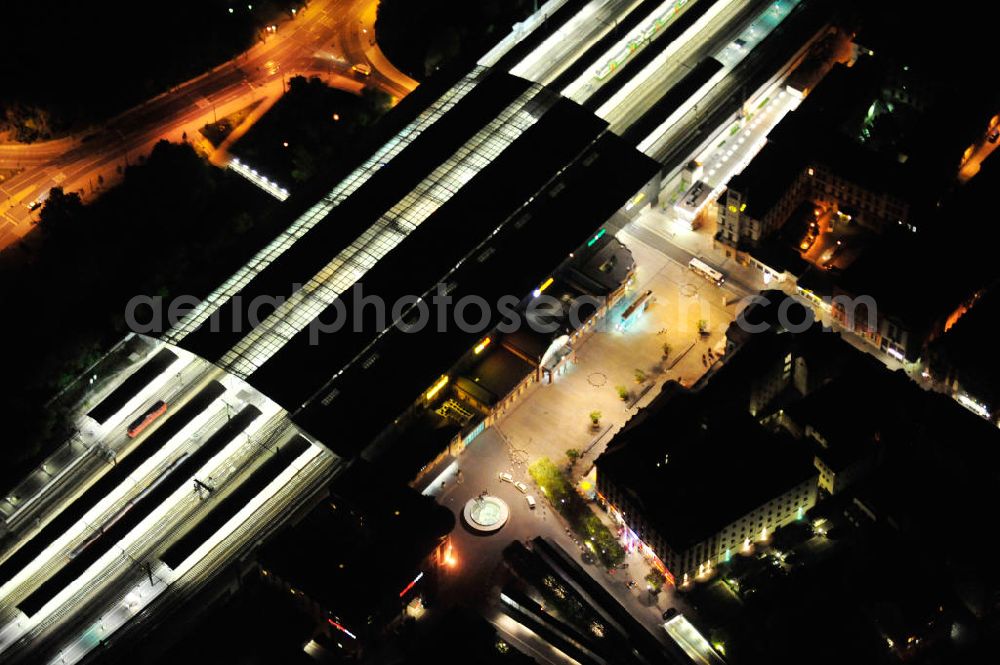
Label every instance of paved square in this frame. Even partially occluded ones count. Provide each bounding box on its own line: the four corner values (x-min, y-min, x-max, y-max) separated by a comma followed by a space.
497, 230, 738, 472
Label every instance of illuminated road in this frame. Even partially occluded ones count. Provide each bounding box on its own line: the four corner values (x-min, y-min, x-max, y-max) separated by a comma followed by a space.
0, 0, 417, 250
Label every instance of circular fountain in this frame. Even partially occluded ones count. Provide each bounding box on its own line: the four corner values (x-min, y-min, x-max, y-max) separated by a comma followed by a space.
463, 494, 510, 533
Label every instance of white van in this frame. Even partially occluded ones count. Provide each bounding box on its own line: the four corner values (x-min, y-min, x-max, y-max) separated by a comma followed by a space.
525, 495, 536, 509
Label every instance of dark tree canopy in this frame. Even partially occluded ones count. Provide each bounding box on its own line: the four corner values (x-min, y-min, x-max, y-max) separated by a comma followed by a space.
234, 76, 391, 184
376, 0, 535, 79
0, 1, 301, 140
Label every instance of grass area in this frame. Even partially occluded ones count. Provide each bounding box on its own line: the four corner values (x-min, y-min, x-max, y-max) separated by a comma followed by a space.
199, 100, 264, 147
529, 457, 625, 569
756, 96, 770, 109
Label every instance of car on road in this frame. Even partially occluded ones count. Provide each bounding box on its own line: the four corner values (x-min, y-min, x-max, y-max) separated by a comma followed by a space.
514, 481, 528, 493
498, 472, 513, 483
26, 189, 51, 212
352, 63, 372, 77
525, 495, 536, 509
989, 129, 999, 143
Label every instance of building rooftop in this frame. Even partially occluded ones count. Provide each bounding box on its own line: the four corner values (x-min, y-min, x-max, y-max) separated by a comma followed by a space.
178, 66, 533, 362
456, 345, 535, 406
782, 360, 897, 471
288, 132, 658, 457
246, 93, 607, 410
258, 461, 454, 628
725, 289, 811, 351
563, 233, 635, 295
597, 382, 816, 551
727, 140, 804, 220
929, 286, 1000, 410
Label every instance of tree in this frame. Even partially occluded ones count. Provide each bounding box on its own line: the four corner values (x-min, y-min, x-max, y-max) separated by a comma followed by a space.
565, 448, 581, 469
698, 319, 710, 335
634, 368, 646, 383
645, 569, 666, 593
290, 143, 317, 182
616, 385, 629, 401
360, 87, 393, 123
589, 410, 602, 426
232, 211, 255, 234
38, 187, 84, 235
528, 457, 625, 568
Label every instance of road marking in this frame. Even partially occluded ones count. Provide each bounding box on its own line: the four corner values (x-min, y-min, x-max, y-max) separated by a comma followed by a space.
11, 184, 37, 204
195, 97, 211, 109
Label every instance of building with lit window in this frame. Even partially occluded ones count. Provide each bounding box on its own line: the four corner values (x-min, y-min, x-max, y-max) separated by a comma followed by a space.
716, 49, 994, 282
594, 293, 909, 585
596, 380, 818, 587
829, 160, 997, 364
779, 362, 890, 496
928, 287, 999, 426
717, 60, 914, 260
256, 461, 456, 658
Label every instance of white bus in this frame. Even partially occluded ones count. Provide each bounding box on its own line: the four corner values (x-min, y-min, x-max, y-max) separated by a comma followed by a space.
688, 258, 725, 286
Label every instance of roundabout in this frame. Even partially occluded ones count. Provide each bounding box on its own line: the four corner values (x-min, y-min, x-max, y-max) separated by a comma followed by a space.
462, 495, 510, 533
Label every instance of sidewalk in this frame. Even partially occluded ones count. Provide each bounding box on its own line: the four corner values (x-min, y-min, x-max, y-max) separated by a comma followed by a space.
497, 229, 738, 474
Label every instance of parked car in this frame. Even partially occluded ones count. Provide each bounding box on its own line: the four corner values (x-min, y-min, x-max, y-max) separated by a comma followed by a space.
988, 129, 999, 143
352, 63, 372, 77
514, 481, 528, 493
525, 495, 536, 509
498, 472, 513, 483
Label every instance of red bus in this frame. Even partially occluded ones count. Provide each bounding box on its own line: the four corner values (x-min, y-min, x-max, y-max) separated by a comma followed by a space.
127, 400, 168, 438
